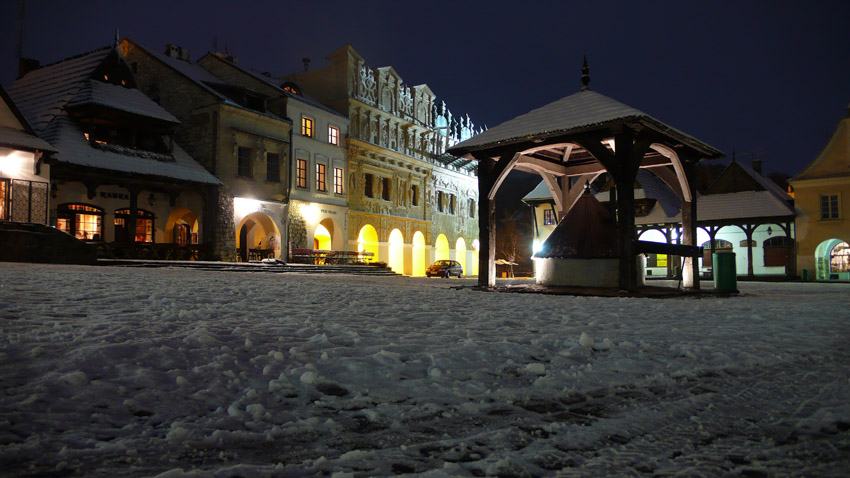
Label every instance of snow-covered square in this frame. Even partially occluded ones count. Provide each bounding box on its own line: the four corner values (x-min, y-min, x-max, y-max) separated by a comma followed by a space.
1, 263, 848, 477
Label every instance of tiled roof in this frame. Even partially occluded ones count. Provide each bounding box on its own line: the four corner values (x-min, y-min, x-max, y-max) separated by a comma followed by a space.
0, 126, 55, 152
448, 90, 722, 157
67, 80, 180, 124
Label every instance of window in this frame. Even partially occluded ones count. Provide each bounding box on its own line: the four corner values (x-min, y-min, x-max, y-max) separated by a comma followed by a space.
449, 194, 456, 214
381, 177, 390, 201
328, 126, 339, 146
266, 153, 280, 183
237, 147, 252, 178
334, 167, 344, 194
301, 116, 314, 137
437, 191, 444, 212
831, 242, 850, 273
411, 185, 419, 206
364, 173, 374, 198
114, 208, 155, 243
701, 239, 734, 267
0, 180, 8, 220
469, 199, 476, 218
316, 163, 327, 192
543, 209, 556, 225
56, 203, 104, 241
296, 159, 308, 188
820, 194, 840, 220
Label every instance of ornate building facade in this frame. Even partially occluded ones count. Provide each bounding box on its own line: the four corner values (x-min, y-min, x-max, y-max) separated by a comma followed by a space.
285, 45, 480, 276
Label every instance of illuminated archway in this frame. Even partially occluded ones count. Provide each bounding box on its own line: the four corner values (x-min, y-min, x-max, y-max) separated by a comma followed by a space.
236, 212, 281, 261
357, 224, 379, 263
165, 208, 199, 246
455, 237, 467, 276
412, 231, 426, 276
314, 224, 332, 250
815, 238, 849, 280
435, 234, 450, 261
388, 229, 405, 274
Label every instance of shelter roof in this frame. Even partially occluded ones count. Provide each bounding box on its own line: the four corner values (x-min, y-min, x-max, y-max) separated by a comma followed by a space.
448, 89, 723, 158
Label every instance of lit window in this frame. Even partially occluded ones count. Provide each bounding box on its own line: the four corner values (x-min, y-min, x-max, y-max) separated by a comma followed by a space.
328, 126, 339, 146
114, 208, 155, 243
266, 153, 280, 183
820, 194, 840, 220
543, 209, 556, 225
831, 242, 850, 273
301, 116, 314, 137
316, 163, 327, 192
56, 203, 104, 240
237, 147, 253, 178
334, 167, 344, 195
0, 180, 7, 220
296, 159, 308, 189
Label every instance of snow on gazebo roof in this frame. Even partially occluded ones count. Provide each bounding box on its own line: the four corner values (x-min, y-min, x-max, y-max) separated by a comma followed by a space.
448, 89, 722, 158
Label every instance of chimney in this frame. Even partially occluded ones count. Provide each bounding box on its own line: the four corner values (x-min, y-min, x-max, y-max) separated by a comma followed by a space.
164, 44, 190, 62
18, 57, 40, 78
302, 57, 310, 72
752, 159, 762, 174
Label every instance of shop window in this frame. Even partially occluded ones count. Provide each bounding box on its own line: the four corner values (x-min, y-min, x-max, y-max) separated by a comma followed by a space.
114, 208, 155, 243
266, 152, 280, 183
334, 167, 344, 195
364, 173, 374, 198
328, 126, 339, 146
57, 203, 104, 240
830, 242, 849, 273
237, 147, 253, 178
763, 236, 793, 267
820, 194, 840, 219
316, 163, 327, 192
701, 239, 733, 267
296, 159, 308, 188
543, 209, 556, 225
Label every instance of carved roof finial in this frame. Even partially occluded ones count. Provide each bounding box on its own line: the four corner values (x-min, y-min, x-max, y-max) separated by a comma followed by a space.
581, 56, 591, 91
114, 28, 120, 49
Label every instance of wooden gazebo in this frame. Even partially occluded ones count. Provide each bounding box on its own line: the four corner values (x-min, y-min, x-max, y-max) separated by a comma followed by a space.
448, 62, 724, 291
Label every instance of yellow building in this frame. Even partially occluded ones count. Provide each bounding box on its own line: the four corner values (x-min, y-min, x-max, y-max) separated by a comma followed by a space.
285, 46, 479, 276
790, 105, 850, 280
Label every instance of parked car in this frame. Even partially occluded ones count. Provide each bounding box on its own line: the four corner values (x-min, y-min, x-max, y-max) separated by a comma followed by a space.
426, 259, 463, 278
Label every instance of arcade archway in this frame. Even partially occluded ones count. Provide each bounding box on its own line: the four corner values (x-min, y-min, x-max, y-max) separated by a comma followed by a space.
388, 229, 405, 274
412, 231, 426, 276
236, 212, 280, 261
435, 234, 450, 261
358, 224, 379, 263
455, 237, 467, 275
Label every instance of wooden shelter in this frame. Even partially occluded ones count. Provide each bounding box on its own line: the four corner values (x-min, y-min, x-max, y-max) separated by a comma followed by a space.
448, 62, 724, 291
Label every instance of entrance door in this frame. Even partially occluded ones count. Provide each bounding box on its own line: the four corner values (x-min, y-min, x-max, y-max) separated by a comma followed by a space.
239, 224, 249, 262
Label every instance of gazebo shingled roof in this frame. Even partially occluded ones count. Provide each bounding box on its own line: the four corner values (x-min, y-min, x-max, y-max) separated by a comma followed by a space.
448, 64, 723, 291
534, 190, 619, 259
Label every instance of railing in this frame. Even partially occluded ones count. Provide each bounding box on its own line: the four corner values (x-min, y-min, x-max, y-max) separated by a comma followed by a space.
290, 249, 375, 265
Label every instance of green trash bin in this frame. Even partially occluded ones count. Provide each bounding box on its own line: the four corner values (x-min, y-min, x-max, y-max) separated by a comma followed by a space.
713, 252, 737, 292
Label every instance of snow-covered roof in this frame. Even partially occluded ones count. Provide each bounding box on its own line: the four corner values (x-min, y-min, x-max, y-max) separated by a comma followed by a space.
40, 116, 219, 184
0, 126, 55, 153
8, 45, 219, 185
448, 89, 722, 158
522, 180, 554, 202
66, 80, 180, 124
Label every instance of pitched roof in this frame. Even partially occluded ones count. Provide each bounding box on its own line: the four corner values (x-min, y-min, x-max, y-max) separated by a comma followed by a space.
534, 191, 619, 259
522, 180, 554, 202
448, 89, 722, 158
0, 84, 55, 152
8, 45, 219, 185
791, 115, 850, 181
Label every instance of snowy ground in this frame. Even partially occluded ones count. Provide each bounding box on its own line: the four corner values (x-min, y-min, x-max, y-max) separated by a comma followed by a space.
1, 263, 848, 478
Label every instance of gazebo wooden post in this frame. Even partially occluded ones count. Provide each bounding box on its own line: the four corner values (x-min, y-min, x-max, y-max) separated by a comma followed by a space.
681, 159, 700, 289
477, 156, 497, 287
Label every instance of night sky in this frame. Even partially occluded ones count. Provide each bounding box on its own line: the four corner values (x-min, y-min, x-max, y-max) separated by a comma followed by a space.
2, 0, 849, 177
